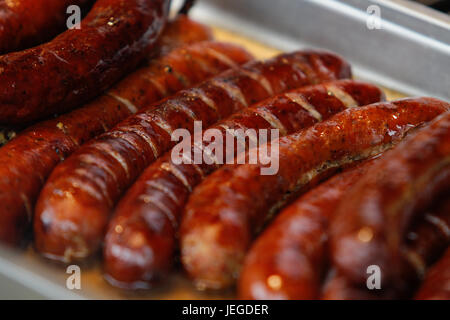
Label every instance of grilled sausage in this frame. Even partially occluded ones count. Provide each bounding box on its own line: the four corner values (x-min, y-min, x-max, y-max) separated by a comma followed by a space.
322, 195, 450, 300
0, 0, 171, 124
103, 80, 384, 289
330, 111, 450, 290
415, 247, 450, 300
34, 50, 352, 263
180, 98, 450, 290
0, 21, 229, 246
238, 159, 380, 300
0, 0, 92, 54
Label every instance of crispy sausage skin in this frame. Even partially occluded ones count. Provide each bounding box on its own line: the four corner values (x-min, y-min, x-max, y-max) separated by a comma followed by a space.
34, 50, 352, 263
180, 98, 449, 290
0, 0, 170, 124
0, 0, 92, 54
330, 111, 450, 290
0, 19, 221, 246
238, 159, 380, 300
103, 80, 384, 289
415, 247, 450, 300
322, 196, 450, 300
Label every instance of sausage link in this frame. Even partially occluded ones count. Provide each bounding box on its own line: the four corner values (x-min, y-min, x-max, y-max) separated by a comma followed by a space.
0, 23, 224, 246
330, 111, 450, 289
323, 196, 450, 300
103, 80, 384, 289
180, 98, 450, 290
238, 159, 379, 300
415, 247, 450, 300
0, 0, 170, 124
0, 0, 92, 54
34, 50, 352, 263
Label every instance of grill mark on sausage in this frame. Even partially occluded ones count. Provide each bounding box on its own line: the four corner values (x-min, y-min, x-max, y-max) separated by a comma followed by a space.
74, 167, 113, 207
94, 142, 131, 180
252, 107, 288, 135
161, 162, 193, 192
78, 154, 119, 187
324, 84, 358, 108
239, 69, 274, 96
204, 47, 239, 69
119, 125, 160, 159
210, 79, 248, 108
167, 100, 199, 121
107, 93, 139, 114
186, 89, 218, 113
284, 92, 323, 121
138, 194, 178, 229
424, 213, 450, 238
144, 179, 179, 204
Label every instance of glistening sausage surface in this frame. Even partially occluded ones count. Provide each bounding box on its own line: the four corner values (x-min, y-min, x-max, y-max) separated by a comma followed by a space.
180, 98, 449, 290
0, 0, 92, 54
103, 80, 384, 289
238, 159, 380, 300
34, 50, 352, 263
330, 111, 450, 290
0, 0, 170, 124
0, 20, 221, 246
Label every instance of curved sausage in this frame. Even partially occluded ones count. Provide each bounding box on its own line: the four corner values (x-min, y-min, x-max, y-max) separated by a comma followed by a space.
180, 98, 450, 290
415, 247, 450, 300
0, 24, 234, 246
34, 50, 352, 263
238, 159, 380, 300
0, 0, 170, 124
103, 80, 384, 289
330, 111, 450, 290
323, 196, 450, 300
0, 0, 92, 54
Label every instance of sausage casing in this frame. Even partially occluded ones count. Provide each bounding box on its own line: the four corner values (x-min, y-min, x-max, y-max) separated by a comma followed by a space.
180, 98, 449, 290
330, 111, 450, 289
34, 50, 352, 263
0, 0, 170, 124
0, 19, 217, 246
103, 80, 384, 289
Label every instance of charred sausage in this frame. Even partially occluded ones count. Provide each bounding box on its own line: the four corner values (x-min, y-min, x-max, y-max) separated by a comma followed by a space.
0, 0, 171, 124
0, 21, 230, 246
34, 50, 352, 263
238, 159, 380, 300
103, 80, 384, 289
0, 0, 92, 54
330, 111, 450, 290
180, 98, 450, 290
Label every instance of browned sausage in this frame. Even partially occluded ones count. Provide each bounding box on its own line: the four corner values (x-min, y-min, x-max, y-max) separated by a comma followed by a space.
34, 50, 352, 263
238, 159, 380, 300
0, 0, 170, 124
323, 195, 450, 300
0, 0, 92, 54
415, 247, 450, 300
180, 98, 450, 290
0, 21, 230, 246
330, 111, 450, 290
103, 80, 384, 289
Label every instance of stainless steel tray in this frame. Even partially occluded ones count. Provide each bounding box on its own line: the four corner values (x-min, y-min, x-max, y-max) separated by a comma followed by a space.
191, 0, 450, 100
0, 0, 449, 300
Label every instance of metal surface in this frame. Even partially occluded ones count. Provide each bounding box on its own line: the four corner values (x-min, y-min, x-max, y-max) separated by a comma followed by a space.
1, 0, 449, 300
191, 0, 450, 100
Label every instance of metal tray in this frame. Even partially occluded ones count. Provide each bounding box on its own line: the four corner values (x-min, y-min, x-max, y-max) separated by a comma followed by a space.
0, 0, 449, 300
